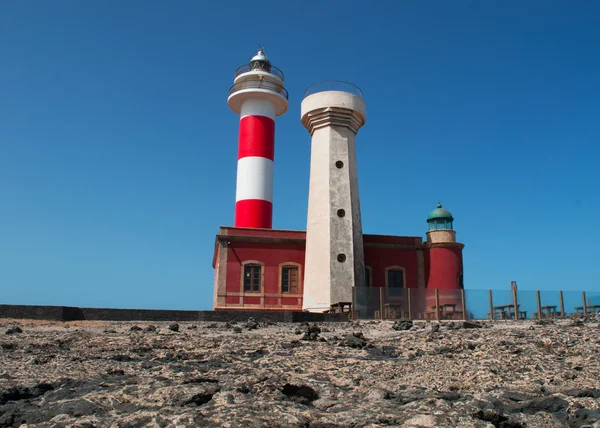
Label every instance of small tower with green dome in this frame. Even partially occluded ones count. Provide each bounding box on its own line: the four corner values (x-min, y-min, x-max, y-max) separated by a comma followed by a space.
425, 201, 464, 290
426, 202, 459, 245
426, 202, 454, 231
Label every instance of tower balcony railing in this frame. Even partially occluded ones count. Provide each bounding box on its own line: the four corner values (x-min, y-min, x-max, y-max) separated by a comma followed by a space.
235, 64, 285, 81
303, 80, 363, 99
228, 80, 289, 100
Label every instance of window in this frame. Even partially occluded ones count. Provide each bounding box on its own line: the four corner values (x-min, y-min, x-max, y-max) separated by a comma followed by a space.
281, 266, 299, 293
387, 269, 405, 288
458, 273, 464, 289
243, 264, 261, 292
365, 266, 372, 287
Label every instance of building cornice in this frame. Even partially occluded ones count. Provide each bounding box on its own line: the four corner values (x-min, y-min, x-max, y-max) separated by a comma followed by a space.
301, 107, 365, 135
364, 242, 417, 250
216, 234, 306, 245
427, 242, 465, 250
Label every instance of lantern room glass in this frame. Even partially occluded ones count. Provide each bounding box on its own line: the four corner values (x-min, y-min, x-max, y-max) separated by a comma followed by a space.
428, 219, 453, 231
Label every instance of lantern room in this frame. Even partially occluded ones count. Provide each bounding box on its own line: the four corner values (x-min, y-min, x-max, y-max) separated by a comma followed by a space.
426, 202, 454, 231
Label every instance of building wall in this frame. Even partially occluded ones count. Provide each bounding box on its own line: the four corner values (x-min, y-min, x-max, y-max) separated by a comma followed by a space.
363, 235, 422, 289
425, 246, 463, 289
214, 227, 306, 310
212, 228, 463, 311
364, 247, 420, 288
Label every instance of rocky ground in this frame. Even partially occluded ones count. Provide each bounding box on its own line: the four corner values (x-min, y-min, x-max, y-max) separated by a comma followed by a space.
1, 316, 600, 428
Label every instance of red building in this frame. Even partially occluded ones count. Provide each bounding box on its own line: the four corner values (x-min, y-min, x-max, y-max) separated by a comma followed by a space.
212, 203, 464, 311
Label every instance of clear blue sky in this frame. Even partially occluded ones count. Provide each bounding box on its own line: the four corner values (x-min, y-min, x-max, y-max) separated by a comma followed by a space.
1, 1, 599, 310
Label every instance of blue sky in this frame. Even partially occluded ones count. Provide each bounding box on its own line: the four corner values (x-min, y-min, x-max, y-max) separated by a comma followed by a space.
1, 1, 599, 310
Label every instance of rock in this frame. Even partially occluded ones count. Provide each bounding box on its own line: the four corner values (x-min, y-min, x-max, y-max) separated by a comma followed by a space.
462, 321, 483, 329
512, 395, 569, 413
244, 317, 259, 330
300, 324, 321, 341
564, 388, 600, 398
5, 326, 23, 335
436, 391, 461, 401
145, 325, 157, 332
1, 318, 600, 426
339, 332, 369, 348
281, 340, 300, 349
129, 325, 142, 332
168, 323, 179, 332
392, 320, 413, 331
0, 382, 54, 405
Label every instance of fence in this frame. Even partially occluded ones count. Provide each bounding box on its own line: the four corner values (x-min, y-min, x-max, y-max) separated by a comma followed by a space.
351, 287, 600, 321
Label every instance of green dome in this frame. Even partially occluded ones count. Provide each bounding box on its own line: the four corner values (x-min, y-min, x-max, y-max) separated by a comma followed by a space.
427, 202, 454, 222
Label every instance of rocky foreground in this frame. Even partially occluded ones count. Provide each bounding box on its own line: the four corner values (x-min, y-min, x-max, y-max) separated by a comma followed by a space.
1, 317, 600, 428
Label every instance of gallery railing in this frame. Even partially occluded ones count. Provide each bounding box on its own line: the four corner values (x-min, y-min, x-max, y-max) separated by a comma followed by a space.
303, 80, 363, 98
351, 286, 600, 321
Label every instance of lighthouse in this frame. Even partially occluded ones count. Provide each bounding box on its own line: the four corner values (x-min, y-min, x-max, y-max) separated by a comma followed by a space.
425, 202, 465, 290
227, 48, 289, 229
300, 82, 367, 312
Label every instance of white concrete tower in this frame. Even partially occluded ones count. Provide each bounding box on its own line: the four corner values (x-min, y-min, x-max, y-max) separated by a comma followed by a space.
227, 47, 288, 228
300, 81, 367, 312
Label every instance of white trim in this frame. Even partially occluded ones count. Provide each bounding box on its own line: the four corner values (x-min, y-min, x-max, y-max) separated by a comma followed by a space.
235, 157, 274, 202
241, 98, 276, 120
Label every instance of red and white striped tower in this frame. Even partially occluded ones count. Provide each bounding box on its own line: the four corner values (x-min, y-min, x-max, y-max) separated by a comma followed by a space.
227, 48, 289, 229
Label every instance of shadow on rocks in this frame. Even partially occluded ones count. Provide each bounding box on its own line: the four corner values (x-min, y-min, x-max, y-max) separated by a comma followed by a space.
281, 384, 319, 405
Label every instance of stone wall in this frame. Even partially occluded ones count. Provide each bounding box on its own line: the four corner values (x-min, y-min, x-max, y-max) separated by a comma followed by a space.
0, 304, 348, 323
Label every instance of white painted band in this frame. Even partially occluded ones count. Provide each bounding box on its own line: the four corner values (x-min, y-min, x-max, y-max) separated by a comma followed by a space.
235, 156, 274, 202
240, 98, 276, 120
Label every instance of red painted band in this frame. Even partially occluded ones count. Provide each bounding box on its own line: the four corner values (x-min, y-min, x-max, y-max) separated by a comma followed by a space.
238, 115, 275, 161
235, 199, 273, 229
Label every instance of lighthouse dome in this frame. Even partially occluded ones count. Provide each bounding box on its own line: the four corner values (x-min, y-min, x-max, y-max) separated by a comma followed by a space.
426, 202, 454, 231
427, 202, 453, 221
250, 47, 270, 64
249, 47, 272, 73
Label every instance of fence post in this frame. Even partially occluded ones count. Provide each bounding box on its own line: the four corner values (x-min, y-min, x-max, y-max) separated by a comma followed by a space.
435, 289, 440, 321
379, 287, 384, 320
582, 291, 587, 315
559, 290, 565, 317
536, 290, 542, 320
407, 288, 412, 320
488, 290, 494, 320
461, 288, 467, 321
512, 286, 519, 320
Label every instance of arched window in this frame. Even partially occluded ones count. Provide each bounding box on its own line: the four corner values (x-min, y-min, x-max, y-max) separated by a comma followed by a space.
457, 273, 464, 290
240, 260, 265, 293
385, 266, 406, 288
279, 262, 302, 294
365, 266, 372, 287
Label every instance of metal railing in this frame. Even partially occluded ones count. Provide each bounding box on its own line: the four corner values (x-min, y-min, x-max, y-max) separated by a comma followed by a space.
351, 286, 600, 321
303, 80, 363, 98
235, 64, 285, 81
228, 81, 289, 100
